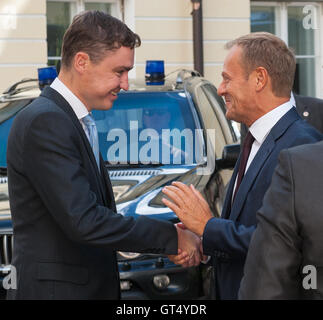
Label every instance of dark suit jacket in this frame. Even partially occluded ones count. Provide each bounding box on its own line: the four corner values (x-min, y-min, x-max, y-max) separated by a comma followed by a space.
202, 108, 322, 299
239, 141, 323, 299
295, 95, 323, 133
6, 87, 177, 300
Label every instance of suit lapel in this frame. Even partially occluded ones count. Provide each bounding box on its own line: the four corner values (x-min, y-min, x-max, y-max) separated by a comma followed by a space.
40, 87, 107, 205
221, 161, 239, 219
228, 108, 301, 221
99, 155, 116, 211
229, 135, 275, 221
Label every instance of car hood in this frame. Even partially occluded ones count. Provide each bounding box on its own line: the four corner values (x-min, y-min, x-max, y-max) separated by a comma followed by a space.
0, 164, 203, 227
109, 164, 202, 221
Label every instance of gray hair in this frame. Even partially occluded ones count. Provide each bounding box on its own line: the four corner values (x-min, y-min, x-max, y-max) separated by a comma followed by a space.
226, 32, 296, 97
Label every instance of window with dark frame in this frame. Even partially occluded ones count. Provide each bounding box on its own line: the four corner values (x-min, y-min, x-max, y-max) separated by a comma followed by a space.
46, 0, 120, 71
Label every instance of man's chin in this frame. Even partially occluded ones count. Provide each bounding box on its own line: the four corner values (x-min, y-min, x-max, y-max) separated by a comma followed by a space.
94, 101, 115, 111
226, 111, 242, 123
225, 110, 234, 120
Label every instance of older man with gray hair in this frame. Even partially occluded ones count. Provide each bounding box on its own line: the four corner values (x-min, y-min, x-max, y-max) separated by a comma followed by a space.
162, 32, 322, 299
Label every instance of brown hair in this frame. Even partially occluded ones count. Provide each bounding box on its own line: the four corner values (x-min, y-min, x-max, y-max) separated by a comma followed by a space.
61, 10, 141, 69
225, 32, 296, 97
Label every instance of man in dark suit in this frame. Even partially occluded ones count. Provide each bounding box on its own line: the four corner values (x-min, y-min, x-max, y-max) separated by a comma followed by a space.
6, 11, 200, 300
239, 140, 323, 299
293, 94, 323, 133
162, 32, 322, 299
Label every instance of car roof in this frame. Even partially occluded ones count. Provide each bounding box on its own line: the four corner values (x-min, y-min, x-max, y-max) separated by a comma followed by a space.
128, 80, 181, 92
0, 82, 183, 105
0, 80, 40, 103
0, 69, 204, 103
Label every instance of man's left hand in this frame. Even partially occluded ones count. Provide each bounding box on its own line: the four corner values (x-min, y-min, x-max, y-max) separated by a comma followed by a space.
162, 182, 213, 237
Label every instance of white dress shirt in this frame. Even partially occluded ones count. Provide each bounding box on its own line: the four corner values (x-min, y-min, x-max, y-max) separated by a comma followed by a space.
50, 77, 90, 138
246, 100, 295, 171
232, 99, 295, 199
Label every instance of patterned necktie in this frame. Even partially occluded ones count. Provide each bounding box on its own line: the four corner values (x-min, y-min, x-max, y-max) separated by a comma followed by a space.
232, 131, 255, 201
82, 113, 100, 172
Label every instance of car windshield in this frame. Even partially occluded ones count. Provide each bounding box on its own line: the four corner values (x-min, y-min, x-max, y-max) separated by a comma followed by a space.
92, 91, 203, 166
0, 99, 33, 168
0, 90, 204, 168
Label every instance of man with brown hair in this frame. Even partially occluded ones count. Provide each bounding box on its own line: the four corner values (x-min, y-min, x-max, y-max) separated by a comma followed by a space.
6, 11, 201, 300
162, 32, 322, 299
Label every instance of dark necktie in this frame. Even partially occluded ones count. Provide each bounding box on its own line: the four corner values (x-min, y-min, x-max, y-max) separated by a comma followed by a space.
233, 131, 255, 201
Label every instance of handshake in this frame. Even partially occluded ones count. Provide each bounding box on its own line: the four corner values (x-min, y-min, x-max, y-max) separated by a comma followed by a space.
161, 181, 214, 267
170, 223, 207, 267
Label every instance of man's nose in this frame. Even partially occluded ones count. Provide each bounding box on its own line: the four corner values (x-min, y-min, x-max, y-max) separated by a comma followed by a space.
217, 81, 225, 96
120, 73, 129, 91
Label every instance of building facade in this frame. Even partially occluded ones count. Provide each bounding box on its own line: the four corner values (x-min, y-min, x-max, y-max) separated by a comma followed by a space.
251, 1, 323, 98
0, 0, 250, 93
0, 0, 322, 98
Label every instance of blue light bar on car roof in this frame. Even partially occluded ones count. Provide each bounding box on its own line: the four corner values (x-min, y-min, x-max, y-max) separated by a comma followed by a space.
38, 66, 58, 90
145, 60, 165, 85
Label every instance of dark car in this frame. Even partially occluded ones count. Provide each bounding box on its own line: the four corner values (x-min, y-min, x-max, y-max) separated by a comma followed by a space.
0, 65, 239, 299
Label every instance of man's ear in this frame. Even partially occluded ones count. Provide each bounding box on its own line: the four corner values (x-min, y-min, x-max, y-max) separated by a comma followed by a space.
73, 52, 90, 74
254, 67, 268, 92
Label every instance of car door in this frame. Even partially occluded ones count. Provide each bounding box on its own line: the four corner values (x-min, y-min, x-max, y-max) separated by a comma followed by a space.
187, 78, 236, 216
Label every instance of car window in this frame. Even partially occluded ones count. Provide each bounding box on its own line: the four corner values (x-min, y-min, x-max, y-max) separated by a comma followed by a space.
202, 83, 237, 144
0, 117, 14, 168
0, 99, 33, 168
194, 85, 227, 159
0, 99, 33, 125
92, 91, 200, 165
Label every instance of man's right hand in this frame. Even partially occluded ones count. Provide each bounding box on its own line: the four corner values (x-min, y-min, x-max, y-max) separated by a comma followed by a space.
168, 225, 202, 267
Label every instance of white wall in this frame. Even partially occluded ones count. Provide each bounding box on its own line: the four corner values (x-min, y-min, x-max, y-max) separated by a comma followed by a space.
0, 0, 47, 93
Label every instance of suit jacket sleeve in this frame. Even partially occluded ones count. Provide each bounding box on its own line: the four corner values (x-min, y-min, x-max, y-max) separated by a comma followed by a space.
202, 217, 255, 260
238, 149, 302, 299
22, 110, 178, 254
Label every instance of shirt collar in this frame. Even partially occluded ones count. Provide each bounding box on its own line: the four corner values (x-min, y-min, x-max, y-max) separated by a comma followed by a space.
290, 92, 296, 107
249, 100, 295, 144
50, 77, 89, 120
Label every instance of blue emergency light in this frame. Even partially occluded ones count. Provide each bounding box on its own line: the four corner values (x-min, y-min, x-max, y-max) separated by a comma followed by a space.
145, 60, 165, 85
38, 66, 58, 90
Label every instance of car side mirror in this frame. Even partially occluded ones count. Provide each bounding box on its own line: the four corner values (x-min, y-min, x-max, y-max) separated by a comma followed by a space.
216, 143, 240, 170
